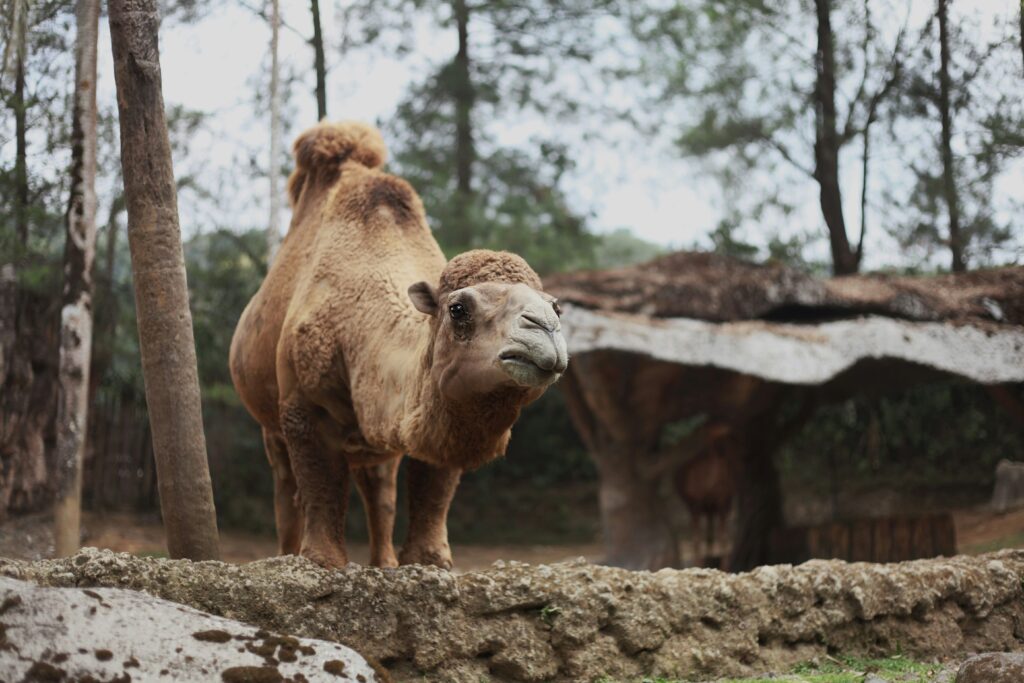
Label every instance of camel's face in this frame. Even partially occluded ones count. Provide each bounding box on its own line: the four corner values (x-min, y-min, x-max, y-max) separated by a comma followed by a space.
409, 281, 569, 401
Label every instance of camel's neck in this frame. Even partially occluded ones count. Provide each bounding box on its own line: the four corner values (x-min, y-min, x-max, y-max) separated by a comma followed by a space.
397, 340, 531, 471
354, 311, 528, 469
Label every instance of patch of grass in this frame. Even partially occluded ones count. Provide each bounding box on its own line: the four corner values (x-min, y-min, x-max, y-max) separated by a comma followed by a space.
132, 550, 168, 559
603, 655, 948, 682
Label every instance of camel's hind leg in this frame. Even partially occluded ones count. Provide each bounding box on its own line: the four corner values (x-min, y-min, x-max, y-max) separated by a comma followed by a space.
263, 428, 302, 556
352, 458, 400, 568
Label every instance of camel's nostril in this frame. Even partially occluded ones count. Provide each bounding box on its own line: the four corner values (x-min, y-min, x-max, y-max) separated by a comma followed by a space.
521, 313, 555, 332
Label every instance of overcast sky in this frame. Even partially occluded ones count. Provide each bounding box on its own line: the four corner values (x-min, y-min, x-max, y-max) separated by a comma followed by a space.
82, 0, 1023, 269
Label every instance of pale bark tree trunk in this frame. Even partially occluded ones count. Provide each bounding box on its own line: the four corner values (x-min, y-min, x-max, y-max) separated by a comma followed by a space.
310, 0, 326, 120
268, 0, 283, 261
813, 0, 859, 275
53, 0, 101, 557
937, 0, 965, 272
108, 0, 220, 561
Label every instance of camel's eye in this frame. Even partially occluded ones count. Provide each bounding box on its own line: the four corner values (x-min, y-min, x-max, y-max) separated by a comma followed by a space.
552, 301, 562, 317
449, 302, 468, 321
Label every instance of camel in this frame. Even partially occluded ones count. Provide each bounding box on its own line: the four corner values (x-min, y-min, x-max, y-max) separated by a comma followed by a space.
674, 422, 737, 569
229, 121, 568, 569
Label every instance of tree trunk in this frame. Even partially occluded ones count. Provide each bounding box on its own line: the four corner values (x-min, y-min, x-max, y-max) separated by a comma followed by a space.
937, 0, 965, 272
728, 437, 784, 571
813, 0, 859, 275
53, 0, 101, 557
451, 0, 475, 249
591, 446, 680, 570
558, 358, 681, 571
107, 0, 220, 561
12, 0, 28, 247
268, 0, 283, 261
310, 0, 326, 120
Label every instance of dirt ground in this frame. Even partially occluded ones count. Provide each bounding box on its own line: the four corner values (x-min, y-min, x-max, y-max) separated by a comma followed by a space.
1, 504, 1022, 569
0, 510, 604, 569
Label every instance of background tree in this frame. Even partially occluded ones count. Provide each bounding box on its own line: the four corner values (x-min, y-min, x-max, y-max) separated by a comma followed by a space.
372, 0, 615, 273
310, 0, 326, 119
53, 0, 101, 557
1, 0, 78, 520
108, 0, 219, 560
632, 0, 906, 273
268, 0, 283, 259
886, 4, 1022, 268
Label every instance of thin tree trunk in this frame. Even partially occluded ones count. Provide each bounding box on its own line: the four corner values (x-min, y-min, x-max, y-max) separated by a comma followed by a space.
53, 0, 101, 557
310, 0, 326, 120
937, 0, 965, 272
1019, 2, 1023, 74
451, 0, 475, 248
813, 0, 859, 275
858, 125, 869, 261
12, 0, 28, 247
107, 0, 220, 561
268, 0, 283, 261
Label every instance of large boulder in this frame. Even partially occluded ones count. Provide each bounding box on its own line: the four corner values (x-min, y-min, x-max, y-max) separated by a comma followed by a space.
0, 575, 379, 682
4, 548, 1024, 682
957, 652, 1024, 683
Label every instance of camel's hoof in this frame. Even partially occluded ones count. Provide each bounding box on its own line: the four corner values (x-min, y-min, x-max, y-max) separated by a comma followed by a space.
398, 545, 453, 569
371, 553, 399, 569
299, 545, 348, 569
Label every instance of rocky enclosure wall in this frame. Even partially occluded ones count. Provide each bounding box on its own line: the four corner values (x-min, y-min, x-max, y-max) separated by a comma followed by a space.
4, 548, 1024, 682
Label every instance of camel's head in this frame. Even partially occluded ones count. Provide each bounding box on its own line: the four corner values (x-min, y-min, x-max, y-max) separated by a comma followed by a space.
408, 250, 569, 402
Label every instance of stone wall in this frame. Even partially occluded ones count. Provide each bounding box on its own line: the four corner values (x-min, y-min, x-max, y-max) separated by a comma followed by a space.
4, 548, 1024, 682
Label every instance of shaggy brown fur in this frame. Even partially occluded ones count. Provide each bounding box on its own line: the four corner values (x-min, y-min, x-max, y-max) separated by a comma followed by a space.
230, 121, 567, 569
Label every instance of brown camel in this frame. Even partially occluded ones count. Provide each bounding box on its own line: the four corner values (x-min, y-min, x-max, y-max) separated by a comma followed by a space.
229, 121, 568, 569
674, 422, 737, 568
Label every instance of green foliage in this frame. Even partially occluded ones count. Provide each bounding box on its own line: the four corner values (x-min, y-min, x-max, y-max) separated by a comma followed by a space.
779, 381, 1024, 495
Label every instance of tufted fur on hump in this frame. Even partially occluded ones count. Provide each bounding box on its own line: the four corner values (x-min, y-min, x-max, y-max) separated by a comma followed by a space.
438, 250, 543, 299
287, 121, 388, 205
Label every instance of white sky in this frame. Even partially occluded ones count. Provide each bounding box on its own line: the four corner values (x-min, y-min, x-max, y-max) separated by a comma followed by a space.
83, 0, 1022, 269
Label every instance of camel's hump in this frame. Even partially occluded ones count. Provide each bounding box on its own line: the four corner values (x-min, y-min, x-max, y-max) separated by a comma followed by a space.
293, 120, 387, 172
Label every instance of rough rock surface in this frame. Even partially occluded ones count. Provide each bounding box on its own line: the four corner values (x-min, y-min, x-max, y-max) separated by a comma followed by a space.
956, 652, 1024, 683
546, 251, 1024, 325
0, 575, 379, 682
4, 548, 1024, 682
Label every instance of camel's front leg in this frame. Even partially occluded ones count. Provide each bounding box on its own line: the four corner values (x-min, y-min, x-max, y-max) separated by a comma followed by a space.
352, 458, 400, 567
399, 458, 461, 569
280, 396, 350, 568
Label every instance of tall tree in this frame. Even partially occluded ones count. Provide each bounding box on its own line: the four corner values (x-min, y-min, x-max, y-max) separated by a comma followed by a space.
886, 4, 1022, 268
812, 0, 858, 275
52, 0, 101, 557
268, 0, 283, 259
381, 0, 608, 271
936, 0, 964, 272
108, 0, 220, 560
634, 0, 905, 273
310, 0, 326, 119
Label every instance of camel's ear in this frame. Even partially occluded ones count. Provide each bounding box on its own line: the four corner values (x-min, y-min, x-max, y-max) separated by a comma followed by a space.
408, 281, 439, 315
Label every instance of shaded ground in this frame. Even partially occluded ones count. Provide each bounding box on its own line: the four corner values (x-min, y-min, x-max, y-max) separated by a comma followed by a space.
0, 510, 603, 569
2, 504, 1023, 569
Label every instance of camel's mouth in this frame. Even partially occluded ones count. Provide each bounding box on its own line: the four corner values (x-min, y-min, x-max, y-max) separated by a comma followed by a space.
498, 349, 565, 387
